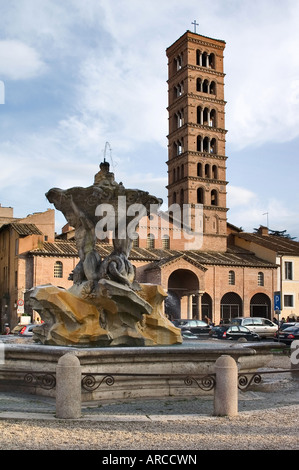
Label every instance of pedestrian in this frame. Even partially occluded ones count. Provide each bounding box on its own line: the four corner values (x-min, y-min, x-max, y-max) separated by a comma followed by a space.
3, 323, 11, 335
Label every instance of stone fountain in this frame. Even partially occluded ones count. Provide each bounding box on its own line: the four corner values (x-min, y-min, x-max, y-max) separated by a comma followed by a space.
30, 160, 182, 347
0, 161, 282, 403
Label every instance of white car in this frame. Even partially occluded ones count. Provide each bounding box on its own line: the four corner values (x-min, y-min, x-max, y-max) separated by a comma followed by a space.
230, 317, 278, 338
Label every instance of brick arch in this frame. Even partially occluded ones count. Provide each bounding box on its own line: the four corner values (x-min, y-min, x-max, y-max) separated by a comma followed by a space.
168, 268, 200, 291
250, 293, 271, 319
163, 262, 206, 320
220, 292, 243, 322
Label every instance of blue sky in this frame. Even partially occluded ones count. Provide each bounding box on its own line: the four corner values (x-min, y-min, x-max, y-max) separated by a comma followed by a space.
0, 0, 299, 238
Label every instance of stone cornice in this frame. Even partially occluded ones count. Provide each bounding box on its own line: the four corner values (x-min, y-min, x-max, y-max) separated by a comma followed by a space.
168, 64, 225, 83
167, 123, 227, 141
166, 151, 228, 164
167, 93, 226, 111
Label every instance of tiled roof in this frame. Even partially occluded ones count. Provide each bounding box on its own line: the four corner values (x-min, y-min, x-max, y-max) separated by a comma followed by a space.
0, 222, 43, 236
10, 223, 43, 236
236, 233, 299, 256
30, 240, 276, 268
31, 241, 79, 256
146, 246, 276, 269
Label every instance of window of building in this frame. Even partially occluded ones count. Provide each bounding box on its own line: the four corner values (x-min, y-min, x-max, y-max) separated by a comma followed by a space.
210, 109, 217, 127
197, 162, 202, 177
205, 164, 210, 178
54, 261, 63, 278
162, 235, 170, 249
210, 81, 216, 95
258, 272, 264, 286
212, 165, 218, 179
284, 261, 293, 280
209, 53, 215, 69
228, 270, 235, 285
197, 106, 202, 124
196, 49, 202, 66
210, 138, 217, 154
203, 79, 209, 93
174, 140, 183, 156
211, 189, 218, 206
180, 189, 184, 206
175, 54, 183, 71
203, 137, 209, 153
284, 294, 294, 308
132, 236, 139, 248
196, 78, 202, 92
147, 233, 155, 249
174, 81, 184, 98
175, 110, 184, 129
197, 187, 204, 204
197, 135, 202, 152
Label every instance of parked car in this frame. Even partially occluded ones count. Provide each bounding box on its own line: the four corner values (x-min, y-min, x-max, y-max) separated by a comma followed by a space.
209, 324, 230, 339
230, 317, 278, 338
275, 325, 299, 345
274, 322, 298, 338
11, 324, 37, 336
222, 325, 260, 341
173, 319, 211, 335
181, 330, 200, 340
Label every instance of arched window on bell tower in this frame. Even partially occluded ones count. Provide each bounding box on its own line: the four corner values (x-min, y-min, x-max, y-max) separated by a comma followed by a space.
212, 165, 218, 179
197, 162, 203, 177
197, 187, 204, 204
211, 189, 218, 206
180, 188, 184, 206
197, 135, 203, 152
196, 77, 202, 92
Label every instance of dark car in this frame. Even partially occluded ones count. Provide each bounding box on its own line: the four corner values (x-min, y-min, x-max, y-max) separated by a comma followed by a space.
209, 324, 230, 339
274, 322, 297, 338
276, 325, 299, 345
222, 325, 260, 341
172, 319, 211, 335
181, 330, 200, 340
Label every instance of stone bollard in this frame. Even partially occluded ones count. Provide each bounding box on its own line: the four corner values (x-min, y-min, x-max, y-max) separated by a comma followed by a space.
56, 352, 82, 419
290, 340, 299, 379
213, 355, 238, 417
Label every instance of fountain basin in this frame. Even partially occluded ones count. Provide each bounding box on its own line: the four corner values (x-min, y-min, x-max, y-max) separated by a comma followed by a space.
0, 340, 283, 402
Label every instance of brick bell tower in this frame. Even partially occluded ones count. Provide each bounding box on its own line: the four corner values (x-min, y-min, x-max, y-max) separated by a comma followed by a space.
166, 30, 228, 251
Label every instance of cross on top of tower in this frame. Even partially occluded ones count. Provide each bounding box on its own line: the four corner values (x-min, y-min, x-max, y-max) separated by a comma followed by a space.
191, 20, 199, 33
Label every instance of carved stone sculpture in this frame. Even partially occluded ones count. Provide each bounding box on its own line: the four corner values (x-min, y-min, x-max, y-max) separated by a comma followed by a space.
31, 160, 182, 347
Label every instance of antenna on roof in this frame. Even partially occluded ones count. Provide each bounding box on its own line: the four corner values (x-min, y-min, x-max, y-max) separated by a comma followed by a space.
102, 142, 116, 172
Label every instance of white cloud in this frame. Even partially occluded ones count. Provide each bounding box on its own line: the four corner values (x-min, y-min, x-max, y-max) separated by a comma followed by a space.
227, 185, 298, 236
227, 186, 257, 208
0, 40, 46, 80
223, 1, 299, 149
